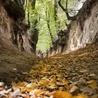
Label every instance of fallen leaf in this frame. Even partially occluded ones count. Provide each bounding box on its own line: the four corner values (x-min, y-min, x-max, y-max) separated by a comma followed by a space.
17, 81, 27, 87
88, 74, 96, 77
11, 82, 18, 90
34, 89, 44, 95
38, 78, 49, 86
79, 70, 88, 73
30, 69, 35, 74
24, 94, 30, 98
29, 89, 43, 96
69, 85, 79, 93
72, 94, 88, 98
0, 82, 4, 87
0, 87, 3, 91
53, 91, 72, 98
80, 86, 94, 95
87, 80, 97, 89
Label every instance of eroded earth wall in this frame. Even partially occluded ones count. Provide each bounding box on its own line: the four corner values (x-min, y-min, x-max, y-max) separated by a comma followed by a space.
66, 1, 98, 52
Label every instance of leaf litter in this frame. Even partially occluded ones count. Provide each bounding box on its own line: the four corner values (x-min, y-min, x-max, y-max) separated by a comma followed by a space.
0, 43, 98, 98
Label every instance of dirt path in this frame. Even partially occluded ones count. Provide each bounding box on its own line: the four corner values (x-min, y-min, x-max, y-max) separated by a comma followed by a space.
29, 43, 98, 97
0, 43, 98, 98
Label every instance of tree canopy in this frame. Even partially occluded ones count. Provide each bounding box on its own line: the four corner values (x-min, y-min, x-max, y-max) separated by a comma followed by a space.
9, 0, 85, 53
24, 0, 85, 53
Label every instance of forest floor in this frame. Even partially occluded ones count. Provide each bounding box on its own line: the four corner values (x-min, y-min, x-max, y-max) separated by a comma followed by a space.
0, 42, 98, 98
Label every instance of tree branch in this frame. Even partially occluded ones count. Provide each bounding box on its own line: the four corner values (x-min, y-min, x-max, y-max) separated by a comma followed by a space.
58, 0, 66, 12
58, 0, 77, 20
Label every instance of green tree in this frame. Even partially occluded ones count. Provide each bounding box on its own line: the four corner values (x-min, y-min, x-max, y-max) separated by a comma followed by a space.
24, 0, 79, 53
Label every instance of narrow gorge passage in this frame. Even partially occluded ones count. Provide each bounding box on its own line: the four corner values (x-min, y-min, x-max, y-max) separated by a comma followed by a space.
0, 0, 98, 98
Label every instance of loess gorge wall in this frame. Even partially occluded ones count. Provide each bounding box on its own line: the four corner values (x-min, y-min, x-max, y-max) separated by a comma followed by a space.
0, 1, 36, 82
65, 1, 98, 52
0, 1, 34, 54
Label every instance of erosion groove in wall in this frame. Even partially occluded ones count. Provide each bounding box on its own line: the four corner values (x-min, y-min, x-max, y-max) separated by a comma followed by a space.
0, 4, 13, 40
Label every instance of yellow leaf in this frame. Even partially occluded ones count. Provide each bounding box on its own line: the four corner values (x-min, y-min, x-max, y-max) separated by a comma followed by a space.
87, 80, 95, 84
11, 82, 18, 90
30, 69, 35, 74
20, 87, 26, 93
49, 81, 56, 86
34, 89, 43, 96
50, 75, 56, 82
25, 87, 34, 92
87, 80, 97, 89
39, 78, 49, 86
72, 94, 88, 98
53, 91, 72, 98
17, 82, 26, 87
